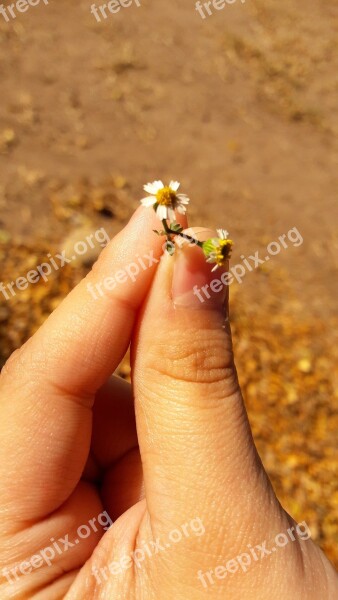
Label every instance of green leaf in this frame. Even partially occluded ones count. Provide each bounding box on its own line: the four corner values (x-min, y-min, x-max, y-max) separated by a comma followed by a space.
169, 222, 183, 233
153, 229, 167, 236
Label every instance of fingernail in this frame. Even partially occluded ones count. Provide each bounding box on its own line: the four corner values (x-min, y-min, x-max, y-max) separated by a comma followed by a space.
172, 228, 229, 310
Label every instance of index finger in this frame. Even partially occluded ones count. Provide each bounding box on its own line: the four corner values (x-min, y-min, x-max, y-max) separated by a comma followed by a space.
0, 206, 186, 521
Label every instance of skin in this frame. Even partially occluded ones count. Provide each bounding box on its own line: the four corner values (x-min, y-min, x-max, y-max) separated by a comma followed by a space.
0, 206, 336, 599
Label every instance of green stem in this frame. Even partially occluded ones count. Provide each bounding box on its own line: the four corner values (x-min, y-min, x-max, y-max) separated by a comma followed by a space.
161, 220, 203, 248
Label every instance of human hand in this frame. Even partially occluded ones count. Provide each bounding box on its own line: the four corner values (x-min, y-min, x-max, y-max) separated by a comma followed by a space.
0, 207, 336, 599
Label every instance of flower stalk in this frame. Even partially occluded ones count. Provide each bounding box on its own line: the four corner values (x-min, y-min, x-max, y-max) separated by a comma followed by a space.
161, 219, 204, 248
141, 180, 234, 269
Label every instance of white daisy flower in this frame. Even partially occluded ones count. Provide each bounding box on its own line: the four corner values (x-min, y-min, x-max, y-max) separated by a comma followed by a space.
203, 230, 233, 271
140, 180, 190, 222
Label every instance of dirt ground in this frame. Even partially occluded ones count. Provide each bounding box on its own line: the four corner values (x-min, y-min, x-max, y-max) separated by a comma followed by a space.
0, 0, 337, 567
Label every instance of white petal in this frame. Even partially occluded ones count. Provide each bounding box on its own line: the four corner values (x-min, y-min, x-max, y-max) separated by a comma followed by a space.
140, 196, 157, 207
143, 183, 157, 194
156, 204, 168, 220
177, 194, 190, 204
217, 228, 229, 239
169, 180, 180, 191
176, 204, 187, 215
143, 180, 164, 194
153, 180, 164, 191
168, 207, 176, 221
211, 264, 219, 272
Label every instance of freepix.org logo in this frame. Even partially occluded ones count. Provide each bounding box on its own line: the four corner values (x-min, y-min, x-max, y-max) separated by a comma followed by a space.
90, 0, 141, 23
0, 0, 49, 22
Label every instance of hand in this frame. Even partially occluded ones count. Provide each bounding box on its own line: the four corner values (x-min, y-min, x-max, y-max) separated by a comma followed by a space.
0, 207, 336, 599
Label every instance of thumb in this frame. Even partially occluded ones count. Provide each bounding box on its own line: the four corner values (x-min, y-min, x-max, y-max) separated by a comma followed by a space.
132, 227, 282, 539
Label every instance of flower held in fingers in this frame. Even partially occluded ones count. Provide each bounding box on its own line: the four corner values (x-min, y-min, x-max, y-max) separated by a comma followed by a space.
140, 180, 234, 269
140, 180, 190, 221
203, 228, 234, 271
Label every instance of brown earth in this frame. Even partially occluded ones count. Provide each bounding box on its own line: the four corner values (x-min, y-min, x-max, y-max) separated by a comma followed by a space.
0, 0, 337, 567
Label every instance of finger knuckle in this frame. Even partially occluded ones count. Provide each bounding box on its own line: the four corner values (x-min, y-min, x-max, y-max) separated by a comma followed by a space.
145, 327, 237, 389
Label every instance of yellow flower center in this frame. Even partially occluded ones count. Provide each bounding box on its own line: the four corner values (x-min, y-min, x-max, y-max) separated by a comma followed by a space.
215, 239, 233, 265
156, 186, 177, 206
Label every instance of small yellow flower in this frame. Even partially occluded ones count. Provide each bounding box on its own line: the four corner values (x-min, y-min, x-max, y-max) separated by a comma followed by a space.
203, 229, 233, 271
140, 180, 190, 221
